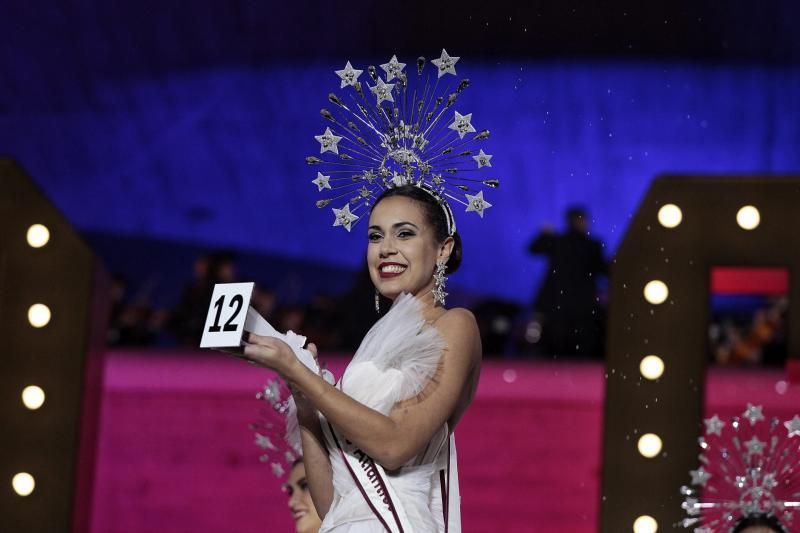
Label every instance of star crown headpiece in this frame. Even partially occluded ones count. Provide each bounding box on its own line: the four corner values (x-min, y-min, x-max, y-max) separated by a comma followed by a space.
307, 49, 499, 233
250, 379, 301, 478
680, 404, 800, 532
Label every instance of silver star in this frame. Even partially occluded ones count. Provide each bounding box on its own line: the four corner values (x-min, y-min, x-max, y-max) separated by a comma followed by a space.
332, 204, 359, 231
431, 49, 460, 78
704, 415, 726, 436
763, 472, 778, 489
260, 380, 281, 401
784, 415, 800, 437
380, 55, 406, 81
369, 78, 395, 104
744, 435, 765, 456
335, 61, 363, 88
284, 451, 296, 463
271, 462, 285, 477
743, 404, 765, 426
689, 467, 711, 486
433, 286, 448, 306
465, 190, 492, 218
312, 172, 331, 191
255, 433, 277, 451
315, 127, 343, 154
472, 149, 493, 168
449, 111, 476, 139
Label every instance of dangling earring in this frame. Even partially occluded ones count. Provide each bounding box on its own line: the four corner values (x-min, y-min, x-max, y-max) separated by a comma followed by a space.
374, 288, 381, 314
433, 259, 448, 306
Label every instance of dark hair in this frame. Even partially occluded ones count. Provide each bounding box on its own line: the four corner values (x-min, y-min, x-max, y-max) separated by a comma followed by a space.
372, 185, 463, 274
566, 205, 588, 222
732, 513, 786, 533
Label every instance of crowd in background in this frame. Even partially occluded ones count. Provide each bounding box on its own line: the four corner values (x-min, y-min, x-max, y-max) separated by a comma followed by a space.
105, 206, 787, 365
105, 206, 609, 359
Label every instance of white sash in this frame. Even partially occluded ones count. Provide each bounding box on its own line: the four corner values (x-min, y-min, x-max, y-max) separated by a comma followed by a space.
322, 420, 414, 533
443, 434, 461, 533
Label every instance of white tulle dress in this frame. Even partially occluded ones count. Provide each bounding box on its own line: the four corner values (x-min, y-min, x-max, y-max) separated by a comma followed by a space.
315, 293, 462, 533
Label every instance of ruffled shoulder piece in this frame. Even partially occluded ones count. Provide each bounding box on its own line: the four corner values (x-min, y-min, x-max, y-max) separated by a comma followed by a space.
342, 293, 446, 415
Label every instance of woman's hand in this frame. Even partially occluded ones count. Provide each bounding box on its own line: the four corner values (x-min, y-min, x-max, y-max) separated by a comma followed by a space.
241, 332, 297, 375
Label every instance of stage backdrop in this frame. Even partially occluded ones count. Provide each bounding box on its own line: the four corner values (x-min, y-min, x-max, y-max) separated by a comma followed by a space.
3, 62, 800, 302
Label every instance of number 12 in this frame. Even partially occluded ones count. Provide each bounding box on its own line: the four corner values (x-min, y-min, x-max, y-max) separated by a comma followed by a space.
208, 294, 244, 332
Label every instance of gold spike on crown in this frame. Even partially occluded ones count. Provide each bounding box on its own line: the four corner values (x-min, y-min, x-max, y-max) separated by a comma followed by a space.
307, 50, 499, 233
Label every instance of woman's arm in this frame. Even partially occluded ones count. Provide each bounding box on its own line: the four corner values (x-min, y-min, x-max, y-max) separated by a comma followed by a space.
290, 344, 333, 517
244, 309, 480, 471
297, 405, 334, 517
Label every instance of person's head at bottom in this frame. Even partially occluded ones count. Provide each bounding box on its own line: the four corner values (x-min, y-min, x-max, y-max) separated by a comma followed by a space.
283, 460, 321, 533
733, 513, 786, 533
367, 185, 461, 303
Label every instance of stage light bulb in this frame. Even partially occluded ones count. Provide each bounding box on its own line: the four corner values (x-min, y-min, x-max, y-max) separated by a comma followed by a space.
12, 472, 35, 496
736, 205, 760, 230
26, 224, 51, 248
22, 385, 45, 410
640, 355, 665, 380
657, 204, 682, 228
633, 515, 658, 533
643, 280, 668, 305
28, 304, 51, 328
638, 433, 663, 458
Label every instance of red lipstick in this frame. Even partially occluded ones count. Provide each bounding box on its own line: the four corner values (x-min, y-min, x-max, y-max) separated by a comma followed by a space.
378, 262, 407, 279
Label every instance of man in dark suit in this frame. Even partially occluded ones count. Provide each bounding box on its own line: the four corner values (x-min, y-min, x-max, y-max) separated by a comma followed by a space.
529, 206, 608, 358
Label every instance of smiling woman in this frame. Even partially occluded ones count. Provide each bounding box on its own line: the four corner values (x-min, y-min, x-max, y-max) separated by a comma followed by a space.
238, 52, 496, 532
284, 460, 322, 533
242, 184, 483, 531
367, 185, 463, 305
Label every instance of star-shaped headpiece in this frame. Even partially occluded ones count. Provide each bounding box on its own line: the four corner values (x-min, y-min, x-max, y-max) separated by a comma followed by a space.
380, 55, 406, 81
306, 50, 501, 233
680, 406, 800, 531
251, 379, 302, 479
431, 49, 460, 78
315, 127, 343, 154
743, 403, 765, 425
335, 61, 363, 88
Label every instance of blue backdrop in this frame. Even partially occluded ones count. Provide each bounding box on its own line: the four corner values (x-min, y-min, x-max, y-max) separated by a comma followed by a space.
3, 61, 800, 302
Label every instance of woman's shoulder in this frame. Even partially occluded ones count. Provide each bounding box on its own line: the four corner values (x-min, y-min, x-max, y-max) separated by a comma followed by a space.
435, 307, 479, 338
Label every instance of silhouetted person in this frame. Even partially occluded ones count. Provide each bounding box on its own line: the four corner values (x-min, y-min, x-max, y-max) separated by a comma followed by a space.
172, 251, 237, 345
529, 206, 607, 357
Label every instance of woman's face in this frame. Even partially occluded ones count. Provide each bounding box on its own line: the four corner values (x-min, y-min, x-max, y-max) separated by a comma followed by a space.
367, 196, 448, 300
284, 463, 321, 533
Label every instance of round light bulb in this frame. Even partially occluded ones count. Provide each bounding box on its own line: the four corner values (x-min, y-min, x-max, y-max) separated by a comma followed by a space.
643, 280, 668, 305
657, 204, 682, 228
12, 472, 35, 497
736, 205, 760, 230
638, 433, 663, 458
26, 224, 50, 248
633, 515, 658, 533
22, 385, 46, 410
28, 304, 51, 328
639, 355, 665, 380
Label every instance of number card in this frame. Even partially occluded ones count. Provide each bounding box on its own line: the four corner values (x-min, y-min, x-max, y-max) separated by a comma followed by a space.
200, 282, 254, 348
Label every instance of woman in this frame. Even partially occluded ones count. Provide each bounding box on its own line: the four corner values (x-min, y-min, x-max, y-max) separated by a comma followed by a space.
241, 185, 482, 531
284, 459, 323, 533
